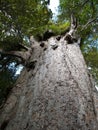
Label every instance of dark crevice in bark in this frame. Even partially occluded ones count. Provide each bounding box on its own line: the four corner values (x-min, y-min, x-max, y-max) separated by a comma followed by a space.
64, 34, 74, 43
26, 60, 37, 71
40, 42, 45, 47
0, 120, 9, 130
51, 44, 58, 50
56, 36, 61, 41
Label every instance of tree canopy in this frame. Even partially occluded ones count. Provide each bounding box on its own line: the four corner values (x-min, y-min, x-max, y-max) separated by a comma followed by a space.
0, 0, 98, 105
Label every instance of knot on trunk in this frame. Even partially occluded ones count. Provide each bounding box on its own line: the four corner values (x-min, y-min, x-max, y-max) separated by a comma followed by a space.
64, 34, 77, 44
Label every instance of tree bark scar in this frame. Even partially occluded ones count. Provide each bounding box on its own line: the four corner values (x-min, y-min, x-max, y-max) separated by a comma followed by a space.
40, 42, 45, 47
56, 36, 61, 41
64, 34, 73, 44
64, 33, 78, 44
52, 44, 58, 50
43, 30, 55, 41
40, 42, 48, 51
26, 60, 37, 71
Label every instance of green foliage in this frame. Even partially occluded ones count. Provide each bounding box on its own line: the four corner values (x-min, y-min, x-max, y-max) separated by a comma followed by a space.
29, 21, 70, 40
59, 0, 98, 21
83, 47, 98, 68
83, 47, 98, 85
81, 37, 98, 85
58, 0, 98, 36
48, 21, 70, 35
0, 65, 17, 106
0, 0, 52, 48
0, 36, 22, 51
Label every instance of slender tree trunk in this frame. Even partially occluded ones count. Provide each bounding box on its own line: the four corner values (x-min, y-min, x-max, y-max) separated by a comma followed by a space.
0, 35, 98, 130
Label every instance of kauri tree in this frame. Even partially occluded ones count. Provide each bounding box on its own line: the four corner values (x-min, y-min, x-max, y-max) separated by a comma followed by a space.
0, 0, 98, 130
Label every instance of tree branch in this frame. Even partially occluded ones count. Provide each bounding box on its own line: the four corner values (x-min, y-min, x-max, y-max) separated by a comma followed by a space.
81, 17, 98, 31
18, 43, 31, 51
0, 48, 32, 65
67, 14, 77, 37
0, 49, 23, 61
70, 14, 77, 30
81, 0, 90, 8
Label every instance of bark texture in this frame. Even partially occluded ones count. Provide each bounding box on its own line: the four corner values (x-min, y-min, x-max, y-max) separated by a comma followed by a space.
0, 36, 98, 130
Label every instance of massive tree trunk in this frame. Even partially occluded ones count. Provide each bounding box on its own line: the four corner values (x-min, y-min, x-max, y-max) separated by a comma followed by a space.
0, 14, 98, 129
0, 34, 98, 130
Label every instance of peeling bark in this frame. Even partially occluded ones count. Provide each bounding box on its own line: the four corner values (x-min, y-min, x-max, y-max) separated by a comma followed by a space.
0, 33, 98, 130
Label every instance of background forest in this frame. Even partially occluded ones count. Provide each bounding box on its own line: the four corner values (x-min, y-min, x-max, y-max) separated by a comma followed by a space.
0, 0, 98, 106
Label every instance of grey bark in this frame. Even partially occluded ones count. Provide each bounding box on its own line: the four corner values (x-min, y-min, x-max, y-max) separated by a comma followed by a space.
0, 35, 98, 130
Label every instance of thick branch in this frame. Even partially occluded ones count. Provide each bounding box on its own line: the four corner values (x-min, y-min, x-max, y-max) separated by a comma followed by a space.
66, 14, 78, 38
18, 43, 31, 51
70, 14, 77, 30
0, 49, 32, 64
0, 50, 23, 61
